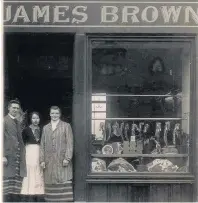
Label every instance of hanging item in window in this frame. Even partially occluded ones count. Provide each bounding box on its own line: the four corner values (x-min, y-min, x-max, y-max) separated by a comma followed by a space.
162, 123, 180, 154
92, 120, 186, 155
99, 122, 106, 141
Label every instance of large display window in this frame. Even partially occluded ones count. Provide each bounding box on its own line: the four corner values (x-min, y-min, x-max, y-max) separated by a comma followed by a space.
87, 37, 195, 182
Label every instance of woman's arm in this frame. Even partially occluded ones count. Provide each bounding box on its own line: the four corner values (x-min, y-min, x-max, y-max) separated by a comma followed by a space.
64, 123, 74, 162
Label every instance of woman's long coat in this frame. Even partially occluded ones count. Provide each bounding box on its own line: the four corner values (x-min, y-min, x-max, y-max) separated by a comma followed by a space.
40, 120, 73, 184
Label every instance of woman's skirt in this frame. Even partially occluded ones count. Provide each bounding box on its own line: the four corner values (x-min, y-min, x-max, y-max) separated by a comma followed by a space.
21, 144, 44, 195
44, 181, 73, 202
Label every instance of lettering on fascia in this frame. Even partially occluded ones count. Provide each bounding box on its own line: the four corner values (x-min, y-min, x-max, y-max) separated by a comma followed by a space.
4, 5, 88, 24
101, 5, 198, 24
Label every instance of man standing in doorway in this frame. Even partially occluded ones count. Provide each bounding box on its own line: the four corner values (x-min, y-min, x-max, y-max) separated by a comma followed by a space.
3, 99, 26, 202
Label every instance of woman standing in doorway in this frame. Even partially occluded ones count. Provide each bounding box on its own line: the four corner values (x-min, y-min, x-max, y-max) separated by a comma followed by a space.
21, 112, 45, 202
40, 106, 74, 202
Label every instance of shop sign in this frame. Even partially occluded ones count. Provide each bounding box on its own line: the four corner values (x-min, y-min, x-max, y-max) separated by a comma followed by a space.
4, 1, 198, 27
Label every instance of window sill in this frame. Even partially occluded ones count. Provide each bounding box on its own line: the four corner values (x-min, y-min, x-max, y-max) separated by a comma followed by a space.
91, 153, 188, 158
86, 173, 195, 184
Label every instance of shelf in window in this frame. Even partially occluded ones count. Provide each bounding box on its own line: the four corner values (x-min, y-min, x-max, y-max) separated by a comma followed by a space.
92, 111, 106, 113
86, 173, 195, 184
91, 154, 188, 158
86, 178, 194, 184
92, 94, 176, 97
92, 117, 183, 121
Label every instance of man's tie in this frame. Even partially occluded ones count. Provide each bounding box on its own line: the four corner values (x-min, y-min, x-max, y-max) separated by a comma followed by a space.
13, 118, 18, 125
13, 118, 20, 139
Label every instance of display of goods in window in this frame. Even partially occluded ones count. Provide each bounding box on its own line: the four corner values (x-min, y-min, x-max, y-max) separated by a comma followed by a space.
102, 144, 113, 155
92, 120, 186, 155
162, 123, 180, 154
162, 146, 178, 154
150, 137, 162, 154
124, 123, 130, 141
98, 122, 106, 140
137, 164, 148, 172
177, 166, 188, 173
123, 141, 130, 154
102, 142, 123, 154
111, 142, 123, 154
147, 159, 179, 172
91, 158, 107, 172
107, 158, 136, 172
163, 121, 171, 147
106, 121, 125, 143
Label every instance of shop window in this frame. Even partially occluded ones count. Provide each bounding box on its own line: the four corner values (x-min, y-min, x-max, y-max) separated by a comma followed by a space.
89, 37, 194, 180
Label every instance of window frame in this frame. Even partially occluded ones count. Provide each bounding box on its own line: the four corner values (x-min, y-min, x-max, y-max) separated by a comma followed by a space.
86, 35, 195, 183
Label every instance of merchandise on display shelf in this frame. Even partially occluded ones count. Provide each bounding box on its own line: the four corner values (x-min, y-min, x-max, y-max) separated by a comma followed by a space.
93, 120, 186, 155
107, 158, 136, 172
91, 158, 107, 172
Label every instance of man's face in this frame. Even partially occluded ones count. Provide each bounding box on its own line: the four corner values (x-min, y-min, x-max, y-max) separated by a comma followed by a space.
50, 109, 61, 121
8, 103, 20, 117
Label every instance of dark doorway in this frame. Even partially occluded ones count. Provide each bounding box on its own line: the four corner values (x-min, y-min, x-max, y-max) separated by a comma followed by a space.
4, 33, 74, 126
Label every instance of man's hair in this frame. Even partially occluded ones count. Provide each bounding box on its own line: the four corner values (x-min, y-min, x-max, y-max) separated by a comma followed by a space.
50, 106, 61, 114
8, 99, 21, 108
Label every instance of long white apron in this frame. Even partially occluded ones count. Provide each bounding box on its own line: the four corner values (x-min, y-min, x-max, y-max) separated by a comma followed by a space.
21, 144, 44, 195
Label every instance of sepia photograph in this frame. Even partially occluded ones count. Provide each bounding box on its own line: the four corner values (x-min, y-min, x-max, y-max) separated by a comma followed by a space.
2, 0, 198, 202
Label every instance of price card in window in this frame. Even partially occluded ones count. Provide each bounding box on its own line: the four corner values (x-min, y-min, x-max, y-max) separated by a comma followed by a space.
130, 136, 136, 142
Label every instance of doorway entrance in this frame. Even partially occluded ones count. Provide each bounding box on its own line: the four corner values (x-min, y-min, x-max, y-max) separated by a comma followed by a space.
4, 33, 74, 125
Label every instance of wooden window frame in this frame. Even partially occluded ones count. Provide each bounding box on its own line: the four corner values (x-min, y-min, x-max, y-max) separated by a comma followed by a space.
85, 35, 196, 184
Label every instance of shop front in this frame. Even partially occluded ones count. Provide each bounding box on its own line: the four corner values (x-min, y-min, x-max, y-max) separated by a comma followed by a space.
4, 1, 198, 202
